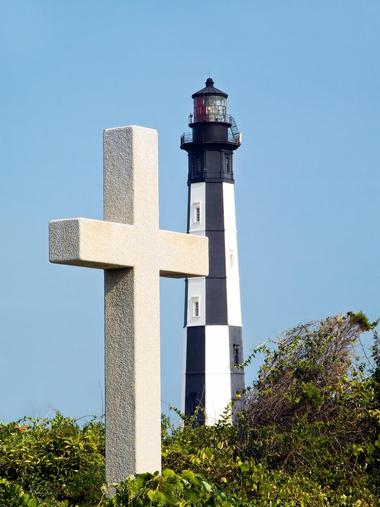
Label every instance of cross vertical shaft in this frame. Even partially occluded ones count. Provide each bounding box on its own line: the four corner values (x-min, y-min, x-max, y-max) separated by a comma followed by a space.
49, 124, 208, 488
103, 127, 161, 483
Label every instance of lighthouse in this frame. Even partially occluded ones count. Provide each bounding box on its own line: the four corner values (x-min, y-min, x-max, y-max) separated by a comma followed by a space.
181, 78, 245, 424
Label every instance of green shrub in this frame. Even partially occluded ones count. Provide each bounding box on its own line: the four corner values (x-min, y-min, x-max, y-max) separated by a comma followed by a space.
0, 478, 40, 507
0, 478, 70, 506
105, 469, 243, 506
0, 312, 378, 506
162, 313, 380, 505
0, 413, 104, 506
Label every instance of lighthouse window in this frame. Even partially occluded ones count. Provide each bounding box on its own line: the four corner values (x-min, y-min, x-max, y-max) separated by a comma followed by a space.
225, 154, 231, 174
193, 203, 201, 224
193, 154, 202, 176
229, 252, 235, 271
233, 344, 240, 366
192, 297, 200, 318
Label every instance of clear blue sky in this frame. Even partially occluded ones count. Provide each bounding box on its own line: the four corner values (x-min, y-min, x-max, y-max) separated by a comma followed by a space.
1, 1, 379, 421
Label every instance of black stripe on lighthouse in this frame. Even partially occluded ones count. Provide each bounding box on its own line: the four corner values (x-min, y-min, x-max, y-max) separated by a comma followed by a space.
185, 326, 206, 422
205, 182, 228, 325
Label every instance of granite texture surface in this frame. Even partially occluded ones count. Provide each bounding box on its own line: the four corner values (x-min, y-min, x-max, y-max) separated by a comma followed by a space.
49, 125, 209, 485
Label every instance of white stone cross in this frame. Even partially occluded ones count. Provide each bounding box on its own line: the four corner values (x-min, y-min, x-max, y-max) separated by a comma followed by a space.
49, 126, 208, 485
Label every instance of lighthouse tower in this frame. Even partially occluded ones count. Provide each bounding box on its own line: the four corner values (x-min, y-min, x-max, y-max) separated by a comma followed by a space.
181, 78, 245, 424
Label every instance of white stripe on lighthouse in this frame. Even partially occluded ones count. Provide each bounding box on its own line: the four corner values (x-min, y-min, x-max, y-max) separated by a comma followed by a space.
204, 325, 232, 425
226, 278, 242, 326
223, 182, 242, 326
186, 182, 206, 327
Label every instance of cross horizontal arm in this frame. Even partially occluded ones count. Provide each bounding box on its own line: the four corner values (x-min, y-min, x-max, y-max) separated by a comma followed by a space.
49, 218, 209, 278
158, 230, 208, 278
49, 218, 139, 269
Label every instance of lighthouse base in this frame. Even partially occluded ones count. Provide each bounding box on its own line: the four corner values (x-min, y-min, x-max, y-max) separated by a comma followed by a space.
183, 325, 244, 425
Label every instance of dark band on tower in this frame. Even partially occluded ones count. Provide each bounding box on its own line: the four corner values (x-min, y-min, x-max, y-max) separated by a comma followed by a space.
181, 78, 245, 424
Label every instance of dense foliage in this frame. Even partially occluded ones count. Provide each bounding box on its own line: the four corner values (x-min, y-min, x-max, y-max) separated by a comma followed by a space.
163, 312, 380, 506
0, 312, 379, 506
0, 415, 104, 506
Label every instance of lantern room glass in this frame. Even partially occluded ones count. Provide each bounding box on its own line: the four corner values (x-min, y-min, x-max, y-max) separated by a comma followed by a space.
193, 96, 227, 123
